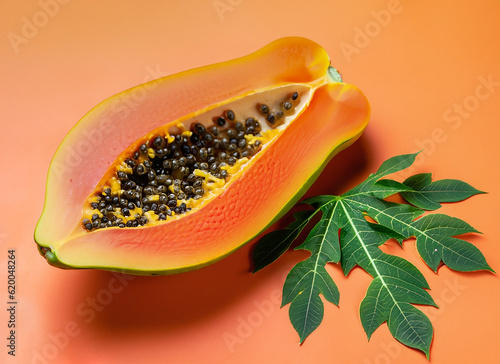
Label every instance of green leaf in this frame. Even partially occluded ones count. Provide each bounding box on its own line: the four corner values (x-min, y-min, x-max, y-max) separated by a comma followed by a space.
346, 152, 419, 196
251, 151, 491, 357
401, 174, 485, 210
252, 209, 318, 273
301, 195, 337, 207
282, 203, 341, 343
340, 200, 435, 354
296, 203, 341, 261
350, 195, 424, 241
387, 303, 433, 359
410, 215, 492, 272
403, 173, 433, 190
371, 179, 413, 199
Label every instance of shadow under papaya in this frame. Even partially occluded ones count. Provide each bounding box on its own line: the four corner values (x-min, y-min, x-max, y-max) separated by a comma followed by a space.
78, 237, 297, 335
304, 134, 373, 199
79, 135, 372, 336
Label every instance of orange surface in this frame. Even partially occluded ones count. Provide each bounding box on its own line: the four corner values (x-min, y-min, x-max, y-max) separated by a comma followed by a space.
1, 1, 499, 363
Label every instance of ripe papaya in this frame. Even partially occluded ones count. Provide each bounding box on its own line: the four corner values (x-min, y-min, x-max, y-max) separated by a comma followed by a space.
35, 37, 370, 275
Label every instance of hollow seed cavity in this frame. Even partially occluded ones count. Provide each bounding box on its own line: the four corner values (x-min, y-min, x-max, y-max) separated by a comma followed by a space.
82, 90, 299, 231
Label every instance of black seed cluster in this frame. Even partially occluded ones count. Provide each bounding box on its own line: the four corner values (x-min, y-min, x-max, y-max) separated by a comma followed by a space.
82, 101, 291, 231
258, 91, 300, 126
83, 92, 301, 231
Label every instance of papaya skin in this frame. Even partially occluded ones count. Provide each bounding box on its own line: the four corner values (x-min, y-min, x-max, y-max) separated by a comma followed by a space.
35, 37, 370, 275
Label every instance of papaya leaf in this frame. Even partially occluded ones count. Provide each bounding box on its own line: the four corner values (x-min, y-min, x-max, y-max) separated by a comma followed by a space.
360, 199, 492, 272
411, 215, 492, 272
252, 209, 319, 273
338, 200, 436, 355
370, 179, 413, 199
401, 173, 485, 210
346, 152, 419, 196
282, 202, 341, 343
251, 152, 492, 357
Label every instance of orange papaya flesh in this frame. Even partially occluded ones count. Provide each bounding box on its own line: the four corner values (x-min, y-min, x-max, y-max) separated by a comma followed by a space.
34, 37, 370, 275
80, 83, 313, 231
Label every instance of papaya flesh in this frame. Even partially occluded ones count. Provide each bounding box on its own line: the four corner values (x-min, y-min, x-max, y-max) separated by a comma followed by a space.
34, 37, 370, 275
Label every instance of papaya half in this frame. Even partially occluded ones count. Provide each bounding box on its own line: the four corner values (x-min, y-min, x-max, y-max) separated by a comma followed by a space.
34, 37, 370, 275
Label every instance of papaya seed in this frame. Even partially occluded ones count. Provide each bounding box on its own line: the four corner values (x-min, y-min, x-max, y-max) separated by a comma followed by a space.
194, 123, 206, 135
225, 110, 235, 121
204, 134, 213, 143
259, 104, 269, 114
196, 140, 207, 148
267, 113, 276, 124
199, 148, 208, 160
153, 136, 164, 148
214, 116, 226, 127
136, 164, 147, 175
210, 163, 219, 173
182, 143, 192, 155
238, 138, 247, 148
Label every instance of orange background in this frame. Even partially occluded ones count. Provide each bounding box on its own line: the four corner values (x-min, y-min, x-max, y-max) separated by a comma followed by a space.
1, 1, 499, 363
